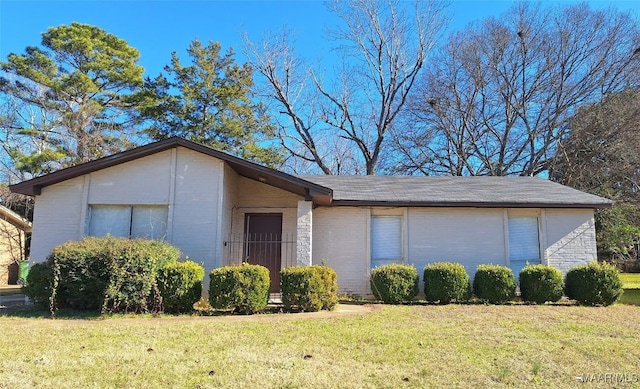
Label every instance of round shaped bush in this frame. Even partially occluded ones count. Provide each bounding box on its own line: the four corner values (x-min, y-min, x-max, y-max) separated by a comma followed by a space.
519, 264, 563, 304
157, 260, 205, 314
370, 264, 419, 304
281, 265, 339, 312
473, 264, 516, 303
565, 262, 623, 306
209, 263, 270, 314
423, 262, 470, 303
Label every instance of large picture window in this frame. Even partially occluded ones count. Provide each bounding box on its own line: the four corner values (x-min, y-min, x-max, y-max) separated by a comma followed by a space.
88, 205, 168, 240
371, 215, 403, 269
508, 214, 541, 278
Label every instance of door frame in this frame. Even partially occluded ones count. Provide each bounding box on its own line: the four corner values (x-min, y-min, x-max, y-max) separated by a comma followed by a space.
244, 213, 283, 292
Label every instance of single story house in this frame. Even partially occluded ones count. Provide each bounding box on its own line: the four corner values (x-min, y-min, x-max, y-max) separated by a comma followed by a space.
0, 205, 31, 285
10, 137, 611, 296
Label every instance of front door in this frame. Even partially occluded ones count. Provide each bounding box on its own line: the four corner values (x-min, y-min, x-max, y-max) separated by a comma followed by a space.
244, 213, 283, 292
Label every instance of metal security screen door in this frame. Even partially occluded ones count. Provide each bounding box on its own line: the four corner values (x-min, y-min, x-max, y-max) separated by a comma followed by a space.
244, 213, 283, 292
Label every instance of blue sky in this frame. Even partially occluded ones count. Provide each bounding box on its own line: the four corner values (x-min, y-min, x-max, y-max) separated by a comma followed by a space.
2, 1, 638, 78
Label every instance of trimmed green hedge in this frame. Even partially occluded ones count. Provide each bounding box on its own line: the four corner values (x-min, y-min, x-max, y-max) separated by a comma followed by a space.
45, 237, 180, 314
370, 264, 419, 304
209, 263, 270, 314
473, 264, 516, 303
565, 262, 623, 306
280, 265, 338, 312
423, 262, 470, 304
157, 260, 205, 313
519, 264, 563, 304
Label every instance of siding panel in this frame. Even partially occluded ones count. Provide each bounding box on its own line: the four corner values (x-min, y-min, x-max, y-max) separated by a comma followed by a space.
171, 148, 222, 273
237, 177, 302, 208
222, 165, 239, 265
88, 150, 172, 204
313, 207, 369, 295
545, 209, 596, 273
30, 177, 85, 263
407, 208, 506, 281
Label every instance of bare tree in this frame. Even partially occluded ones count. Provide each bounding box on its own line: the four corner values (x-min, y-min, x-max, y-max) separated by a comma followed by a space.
395, 2, 640, 176
246, 0, 448, 174
552, 90, 640, 262
553, 90, 640, 201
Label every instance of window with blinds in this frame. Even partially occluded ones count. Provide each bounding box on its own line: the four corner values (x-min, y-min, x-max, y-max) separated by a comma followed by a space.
88, 205, 168, 240
508, 215, 541, 278
370, 215, 403, 269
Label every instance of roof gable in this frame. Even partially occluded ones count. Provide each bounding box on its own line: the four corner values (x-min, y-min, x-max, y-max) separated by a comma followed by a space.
9, 137, 333, 202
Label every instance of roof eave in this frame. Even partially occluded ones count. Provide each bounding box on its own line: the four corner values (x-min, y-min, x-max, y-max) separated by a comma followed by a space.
328, 200, 613, 209
9, 137, 333, 200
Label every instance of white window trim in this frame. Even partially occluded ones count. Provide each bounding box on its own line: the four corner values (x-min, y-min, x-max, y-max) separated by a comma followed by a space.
369, 208, 406, 270
505, 209, 546, 276
86, 204, 169, 240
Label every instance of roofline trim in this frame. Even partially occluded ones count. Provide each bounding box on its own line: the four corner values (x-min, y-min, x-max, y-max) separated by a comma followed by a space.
328, 200, 613, 209
9, 137, 333, 197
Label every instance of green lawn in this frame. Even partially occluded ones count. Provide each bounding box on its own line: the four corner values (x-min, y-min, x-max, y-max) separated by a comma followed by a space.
621, 273, 640, 289
620, 273, 640, 306
1, 304, 639, 388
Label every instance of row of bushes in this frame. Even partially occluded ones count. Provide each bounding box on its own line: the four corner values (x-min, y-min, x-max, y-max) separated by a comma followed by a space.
22, 236, 339, 315
208, 263, 338, 314
370, 262, 623, 306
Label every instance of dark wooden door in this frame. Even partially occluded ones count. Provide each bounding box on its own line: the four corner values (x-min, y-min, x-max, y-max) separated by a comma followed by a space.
244, 213, 282, 292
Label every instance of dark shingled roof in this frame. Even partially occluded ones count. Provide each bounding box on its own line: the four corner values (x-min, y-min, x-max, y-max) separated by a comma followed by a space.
298, 175, 612, 208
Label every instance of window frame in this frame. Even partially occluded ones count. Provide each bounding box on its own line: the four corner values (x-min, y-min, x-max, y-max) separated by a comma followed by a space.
87, 204, 169, 240
370, 209, 405, 270
506, 210, 545, 278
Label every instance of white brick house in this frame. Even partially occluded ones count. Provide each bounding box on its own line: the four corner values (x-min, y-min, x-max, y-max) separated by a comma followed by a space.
10, 138, 611, 296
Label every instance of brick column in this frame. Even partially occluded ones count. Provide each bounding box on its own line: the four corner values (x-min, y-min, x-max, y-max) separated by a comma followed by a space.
296, 200, 313, 266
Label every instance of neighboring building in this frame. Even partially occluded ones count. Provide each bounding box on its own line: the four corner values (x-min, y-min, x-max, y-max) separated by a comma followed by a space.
0, 205, 31, 285
10, 138, 611, 296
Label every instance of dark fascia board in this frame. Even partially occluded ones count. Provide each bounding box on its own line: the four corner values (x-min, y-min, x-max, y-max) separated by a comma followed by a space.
329, 200, 613, 209
9, 137, 333, 201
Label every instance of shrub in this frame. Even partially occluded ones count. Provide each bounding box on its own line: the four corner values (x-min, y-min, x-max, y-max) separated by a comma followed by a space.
370, 264, 419, 304
157, 260, 205, 313
47, 237, 180, 313
565, 262, 623, 306
21, 262, 53, 307
519, 264, 563, 304
208, 263, 270, 314
315, 265, 339, 310
423, 262, 470, 303
281, 265, 338, 312
192, 297, 213, 315
473, 264, 516, 303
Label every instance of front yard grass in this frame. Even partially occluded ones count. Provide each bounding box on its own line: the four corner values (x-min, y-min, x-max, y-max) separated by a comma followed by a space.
1, 304, 639, 388
621, 273, 640, 289
621, 273, 640, 306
